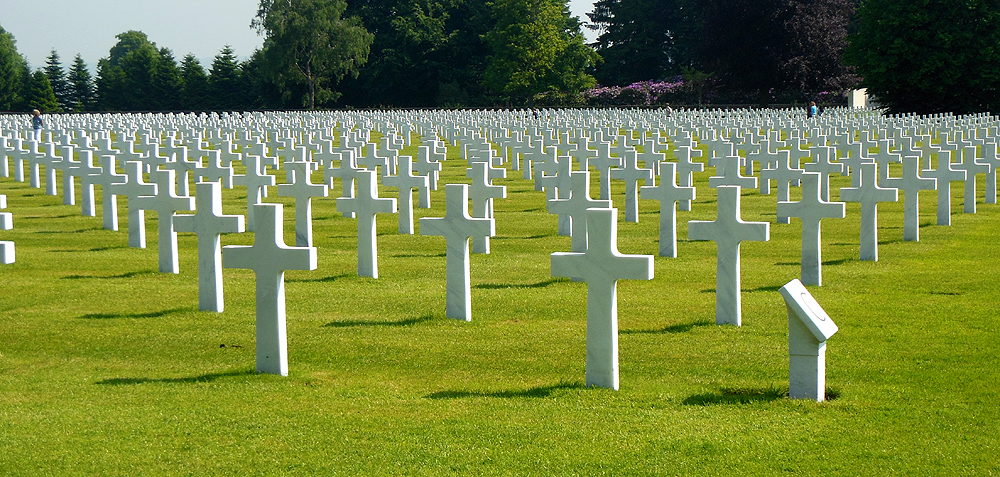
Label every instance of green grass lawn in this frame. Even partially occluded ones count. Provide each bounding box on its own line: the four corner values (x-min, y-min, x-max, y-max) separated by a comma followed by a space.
1, 136, 998, 475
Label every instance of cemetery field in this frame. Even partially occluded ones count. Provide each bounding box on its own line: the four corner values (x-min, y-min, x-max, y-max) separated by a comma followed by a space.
1, 139, 999, 475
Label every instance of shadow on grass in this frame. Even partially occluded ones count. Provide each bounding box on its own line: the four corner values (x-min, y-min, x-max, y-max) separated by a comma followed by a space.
96, 369, 255, 386
620, 320, 713, 334
683, 386, 840, 405
287, 273, 353, 284
324, 314, 434, 328
78, 307, 192, 319
495, 234, 555, 240
822, 258, 854, 266
62, 270, 158, 280
35, 228, 102, 234
88, 245, 127, 252
393, 252, 447, 258
424, 381, 585, 399
701, 284, 783, 293
474, 278, 568, 290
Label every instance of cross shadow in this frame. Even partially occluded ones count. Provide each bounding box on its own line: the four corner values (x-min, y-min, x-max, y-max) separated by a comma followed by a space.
286, 273, 353, 283
620, 320, 713, 334
683, 386, 840, 405
324, 314, 435, 328
62, 270, 158, 280
822, 258, 853, 266
878, 238, 902, 245
35, 228, 101, 234
474, 278, 567, 290
424, 381, 585, 399
78, 307, 193, 319
89, 245, 127, 252
930, 290, 962, 296
745, 285, 784, 293
773, 262, 800, 266
495, 233, 554, 240
392, 252, 447, 258
95, 369, 255, 386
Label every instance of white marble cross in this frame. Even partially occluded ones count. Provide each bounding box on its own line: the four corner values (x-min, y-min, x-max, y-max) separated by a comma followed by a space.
322, 149, 362, 207
839, 162, 898, 261
198, 149, 235, 189
953, 145, 990, 214
980, 142, 1000, 204
673, 145, 703, 211
884, 156, 936, 241
234, 154, 277, 232
161, 142, 203, 198
466, 161, 506, 253
804, 146, 844, 201
548, 171, 612, 252
278, 155, 328, 246
383, 155, 430, 235
0, 194, 13, 264
336, 169, 396, 278
134, 169, 196, 273
708, 154, 757, 190
223, 203, 317, 376
590, 141, 621, 200
921, 149, 966, 226
776, 173, 845, 286
96, 154, 128, 231
870, 140, 901, 187
688, 186, 770, 326
419, 184, 495, 321
551, 207, 653, 390
174, 182, 246, 312
640, 162, 695, 257
118, 161, 158, 248
70, 149, 103, 217
610, 149, 652, 223
759, 150, 804, 224
411, 146, 443, 207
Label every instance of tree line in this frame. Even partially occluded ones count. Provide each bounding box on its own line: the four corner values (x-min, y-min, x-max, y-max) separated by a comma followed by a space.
2, 0, 999, 114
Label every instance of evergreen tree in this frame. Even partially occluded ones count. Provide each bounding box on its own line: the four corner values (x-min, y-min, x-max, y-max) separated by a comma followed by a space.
67, 54, 96, 111
43, 49, 72, 112
0, 23, 28, 111
24, 70, 58, 112
96, 30, 158, 111
151, 48, 183, 111
209, 45, 243, 110
846, 0, 1000, 114
180, 54, 210, 111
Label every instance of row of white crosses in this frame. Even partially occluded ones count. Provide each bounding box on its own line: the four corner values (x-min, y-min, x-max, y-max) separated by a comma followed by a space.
0, 192, 12, 264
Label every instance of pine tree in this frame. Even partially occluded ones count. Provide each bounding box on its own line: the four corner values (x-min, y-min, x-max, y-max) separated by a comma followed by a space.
0, 24, 28, 111
24, 70, 58, 112
67, 54, 96, 112
208, 45, 243, 111
43, 49, 72, 112
180, 54, 210, 111
151, 48, 183, 111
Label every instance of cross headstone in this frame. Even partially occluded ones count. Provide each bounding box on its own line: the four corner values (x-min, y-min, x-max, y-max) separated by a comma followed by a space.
133, 169, 196, 273
411, 146, 443, 207
884, 156, 936, 241
223, 203, 317, 376
96, 155, 128, 231
776, 173, 845, 286
198, 149, 235, 189
980, 142, 1000, 204
708, 154, 757, 190
640, 162, 695, 257
590, 141, 621, 200
0, 194, 13, 264
921, 149, 966, 226
277, 151, 328, 246
673, 145, 703, 211
804, 146, 845, 202
419, 184, 496, 321
610, 149, 652, 223
551, 207, 654, 390
839, 162, 898, 261
548, 171, 612, 252
759, 150, 805, 224
953, 145, 990, 214
336, 169, 396, 278
383, 155, 430, 235
234, 154, 277, 232
118, 161, 158, 248
174, 182, 246, 312
688, 186, 770, 326
466, 161, 506, 253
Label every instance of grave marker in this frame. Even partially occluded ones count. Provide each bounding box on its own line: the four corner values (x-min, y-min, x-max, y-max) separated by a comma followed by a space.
884, 156, 936, 241
336, 170, 396, 278
134, 169, 196, 273
839, 162, 898, 261
776, 173, 845, 286
639, 162, 695, 257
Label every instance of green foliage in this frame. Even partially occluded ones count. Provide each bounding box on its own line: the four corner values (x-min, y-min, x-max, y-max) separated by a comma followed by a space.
43, 50, 71, 113
0, 23, 28, 111
483, 0, 597, 105
180, 54, 210, 111
23, 69, 58, 112
96, 31, 163, 111
253, 0, 374, 109
209, 45, 245, 111
151, 48, 183, 111
67, 54, 96, 112
846, 0, 1000, 114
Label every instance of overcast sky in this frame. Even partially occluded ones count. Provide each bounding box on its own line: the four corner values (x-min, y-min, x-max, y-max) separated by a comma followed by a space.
1, 0, 598, 71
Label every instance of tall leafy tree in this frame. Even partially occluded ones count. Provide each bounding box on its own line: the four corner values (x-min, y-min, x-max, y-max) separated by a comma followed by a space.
180, 54, 210, 111
846, 0, 1000, 114
43, 49, 72, 112
209, 45, 244, 110
483, 0, 598, 105
253, 0, 374, 109
781, 0, 858, 97
24, 70, 58, 112
97, 31, 159, 111
67, 54, 96, 111
151, 48, 183, 111
0, 23, 28, 111
588, 0, 704, 86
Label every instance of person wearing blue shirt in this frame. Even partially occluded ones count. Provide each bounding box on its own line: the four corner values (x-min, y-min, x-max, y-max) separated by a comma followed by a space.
31, 109, 43, 142
807, 101, 817, 119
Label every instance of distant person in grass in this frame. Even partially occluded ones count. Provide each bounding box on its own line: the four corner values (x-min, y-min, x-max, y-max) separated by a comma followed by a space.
31, 109, 43, 142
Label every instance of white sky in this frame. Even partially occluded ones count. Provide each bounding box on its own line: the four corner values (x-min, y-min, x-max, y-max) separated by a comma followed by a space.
1, 0, 597, 71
